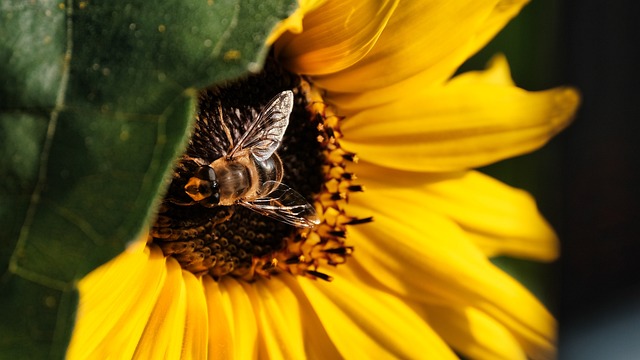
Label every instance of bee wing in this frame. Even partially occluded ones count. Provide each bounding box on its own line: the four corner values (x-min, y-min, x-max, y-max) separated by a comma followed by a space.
239, 182, 320, 228
228, 90, 294, 161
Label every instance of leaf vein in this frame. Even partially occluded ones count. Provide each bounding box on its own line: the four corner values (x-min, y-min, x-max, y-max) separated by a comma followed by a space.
52, 204, 105, 246
10, 0, 75, 286
210, 0, 241, 58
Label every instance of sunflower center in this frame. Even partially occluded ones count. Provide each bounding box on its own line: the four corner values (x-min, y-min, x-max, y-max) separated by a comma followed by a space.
151, 56, 367, 280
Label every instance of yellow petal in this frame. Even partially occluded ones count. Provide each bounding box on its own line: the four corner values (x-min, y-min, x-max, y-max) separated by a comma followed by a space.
134, 256, 187, 359
267, 0, 326, 44
298, 270, 457, 359
424, 304, 528, 360
278, 275, 345, 359
468, 0, 531, 58
67, 245, 166, 359
181, 272, 209, 359
347, 198, 556, 359
311, 0, 502, 93
340, 57, 580, 172
241, 277, 306, 359
208, 274, 343, 359
330, 258, 541, 360
450, 53, 516, 87
218, 277, 259, 359
202, 276, 233, 360
354, 163, 559, 260
327, 52, 516, 115
274, 0, 399, 75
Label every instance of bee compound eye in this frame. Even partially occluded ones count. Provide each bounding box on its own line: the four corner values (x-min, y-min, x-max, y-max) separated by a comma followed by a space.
195, 166, 216, 182
198, 178, 220, 208
199, 191, 220, 208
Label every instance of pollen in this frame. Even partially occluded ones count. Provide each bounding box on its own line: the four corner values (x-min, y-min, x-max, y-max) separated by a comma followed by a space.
151, 55, 369, 281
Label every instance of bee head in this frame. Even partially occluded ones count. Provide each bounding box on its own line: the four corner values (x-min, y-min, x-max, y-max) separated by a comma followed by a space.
184, 166, 220, 207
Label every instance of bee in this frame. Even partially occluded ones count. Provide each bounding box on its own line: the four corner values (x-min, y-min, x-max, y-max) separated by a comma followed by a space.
173, 90, 320, 228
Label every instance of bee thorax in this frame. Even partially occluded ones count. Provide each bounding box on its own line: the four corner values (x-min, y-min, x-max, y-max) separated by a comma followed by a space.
211, 158, 253, 205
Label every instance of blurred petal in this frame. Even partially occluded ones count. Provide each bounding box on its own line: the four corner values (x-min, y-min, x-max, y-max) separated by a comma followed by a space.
298, 271, 457, 359
68, 245, 166, 359
347, 197, 556, 359
134, 257, 186, 359
340, 57, 580, 172
239, 275, 343, 359
202, 276, 233, 360
241, 277, 306, 359
424, 304, 527, 360
320, 0, 529, 114
277, 275, 345, 359
468, 0, 531, 57
450, 53, 516, 87
353, 163, 559, 260
275, 0, 399, 75
267, 0, 327, 44
219, 277, 259, 359
182, 272, 209, 359
312, 0, 505, 93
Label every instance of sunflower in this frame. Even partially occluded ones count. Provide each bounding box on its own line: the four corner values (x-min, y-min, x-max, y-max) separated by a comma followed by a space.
67, 0, 579, 359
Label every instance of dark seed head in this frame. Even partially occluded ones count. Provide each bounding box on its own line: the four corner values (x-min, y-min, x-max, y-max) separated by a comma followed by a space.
152, 55, 324, 278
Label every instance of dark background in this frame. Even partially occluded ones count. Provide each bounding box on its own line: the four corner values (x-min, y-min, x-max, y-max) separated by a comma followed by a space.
558, 1, 640, 358
463, 1, 640, 358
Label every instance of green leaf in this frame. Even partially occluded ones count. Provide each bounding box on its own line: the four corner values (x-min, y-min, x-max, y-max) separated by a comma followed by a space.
0, 0, 295, 357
